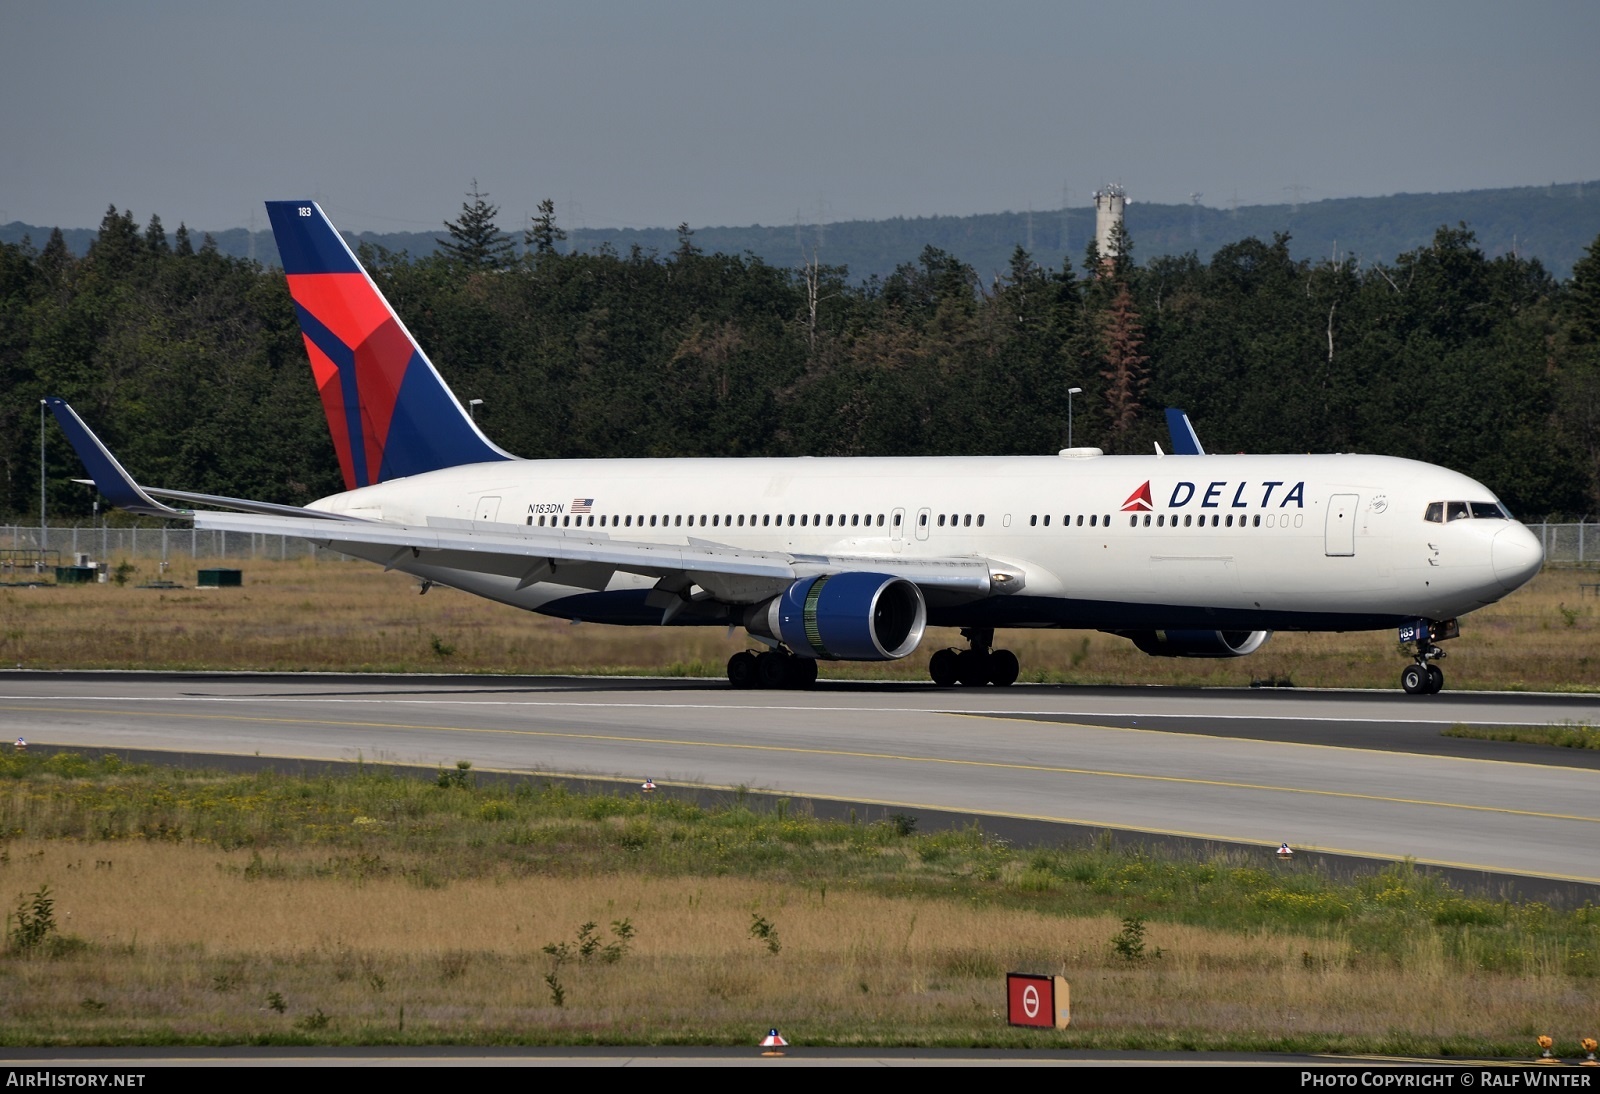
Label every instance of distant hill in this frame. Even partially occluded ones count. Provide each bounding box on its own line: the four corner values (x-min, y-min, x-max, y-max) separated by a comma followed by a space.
6, 180, 1598, 280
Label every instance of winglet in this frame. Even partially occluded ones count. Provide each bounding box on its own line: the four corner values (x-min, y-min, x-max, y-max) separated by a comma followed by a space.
44, 398, 184, 519
1164, 408, 1206, 456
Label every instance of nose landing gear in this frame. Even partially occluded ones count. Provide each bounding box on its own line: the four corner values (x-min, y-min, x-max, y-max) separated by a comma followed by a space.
929, 628, 1019, 687
1398, 617, 1457, 694
1401, 655, 1444, 695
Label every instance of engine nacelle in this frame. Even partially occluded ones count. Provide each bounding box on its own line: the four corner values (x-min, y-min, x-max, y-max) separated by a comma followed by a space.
1117, 629, 1271, 658
745, 573, 927, 661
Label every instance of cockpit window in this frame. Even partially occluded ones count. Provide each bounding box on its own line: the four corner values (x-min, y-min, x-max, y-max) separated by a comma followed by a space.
1425, 500, 1511, 523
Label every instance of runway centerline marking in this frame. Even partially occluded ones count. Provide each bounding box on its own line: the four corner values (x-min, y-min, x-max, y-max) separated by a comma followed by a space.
6, 694, 1597, 773
4, 702, 1598, 826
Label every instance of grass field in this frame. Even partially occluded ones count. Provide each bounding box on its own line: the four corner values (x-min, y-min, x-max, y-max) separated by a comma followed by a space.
0, 752, 1596, 1052
2, 557, 1598, 690
1443, 723, 1600, 749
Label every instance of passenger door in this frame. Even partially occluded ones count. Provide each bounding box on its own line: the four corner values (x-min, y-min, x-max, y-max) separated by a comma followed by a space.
1324, 494, 1358, 556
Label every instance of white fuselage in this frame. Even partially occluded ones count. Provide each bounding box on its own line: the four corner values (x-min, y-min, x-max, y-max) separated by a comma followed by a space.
308, 451, 1544, 632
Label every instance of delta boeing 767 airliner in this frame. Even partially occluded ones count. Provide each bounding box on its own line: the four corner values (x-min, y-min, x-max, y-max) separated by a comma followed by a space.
48, 201, 1544, 694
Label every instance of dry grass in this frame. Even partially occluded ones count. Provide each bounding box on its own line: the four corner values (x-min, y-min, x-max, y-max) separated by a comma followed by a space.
1, 557, 1597, 689
0, 757, 1594, 1052
1, 838, 1592, 1050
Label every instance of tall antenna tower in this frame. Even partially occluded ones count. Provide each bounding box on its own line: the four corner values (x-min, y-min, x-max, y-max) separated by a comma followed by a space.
1093, 184, 1127, 261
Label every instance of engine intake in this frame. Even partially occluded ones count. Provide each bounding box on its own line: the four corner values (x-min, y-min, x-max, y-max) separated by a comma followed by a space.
746, 573, 927, 661
1117, 629, 1271, 658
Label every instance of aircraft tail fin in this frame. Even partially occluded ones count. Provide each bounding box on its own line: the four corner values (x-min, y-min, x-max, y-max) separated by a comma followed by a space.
1164, 408, 1206, 456
265, 201, 513, 490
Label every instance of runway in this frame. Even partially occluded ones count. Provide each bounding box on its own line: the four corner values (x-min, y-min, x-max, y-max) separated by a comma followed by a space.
3, 671, 1599, 888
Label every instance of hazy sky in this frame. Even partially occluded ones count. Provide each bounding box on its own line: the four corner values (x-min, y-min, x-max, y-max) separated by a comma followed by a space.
4, 1, 1597, 235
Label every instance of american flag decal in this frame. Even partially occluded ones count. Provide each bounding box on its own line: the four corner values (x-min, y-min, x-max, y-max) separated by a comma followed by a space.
571, 498, 593, 514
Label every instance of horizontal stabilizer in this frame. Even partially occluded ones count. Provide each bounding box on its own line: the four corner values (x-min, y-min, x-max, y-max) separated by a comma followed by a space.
136, 486, 370, 522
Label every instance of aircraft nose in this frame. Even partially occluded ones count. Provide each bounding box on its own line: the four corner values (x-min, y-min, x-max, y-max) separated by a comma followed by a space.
1492, 524, 1543, 592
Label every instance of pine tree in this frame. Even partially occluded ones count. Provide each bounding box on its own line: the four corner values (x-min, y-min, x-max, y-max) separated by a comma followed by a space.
675, 223, 701, 260
174, 223, 193, 257
1568, 233, 1600, 346
524, 198, 567, 256
438, 180, 515, 269
87, 205, 141, 275
144, 214, 170, 254
1100, 282, 1149, 445
38, 228, 70, 282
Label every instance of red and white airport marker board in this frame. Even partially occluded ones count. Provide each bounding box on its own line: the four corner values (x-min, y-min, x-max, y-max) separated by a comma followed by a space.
1006, 973, 1070, 1029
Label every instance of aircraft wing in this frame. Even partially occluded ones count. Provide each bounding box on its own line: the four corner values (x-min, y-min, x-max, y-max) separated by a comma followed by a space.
187, 509, 1004, 603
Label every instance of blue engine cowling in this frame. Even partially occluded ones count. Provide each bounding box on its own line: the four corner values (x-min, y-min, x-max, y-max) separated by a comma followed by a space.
745, 573, 927, 660
1117, 629, 1271, 658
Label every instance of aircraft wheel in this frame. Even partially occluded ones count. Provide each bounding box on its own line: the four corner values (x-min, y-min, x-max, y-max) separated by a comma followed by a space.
1427, 664, 1444, 694
988, 649, 1020, 687
955, 649, 991, 687
1400, 663, 1429, 695
929, 648, 959, 687
727, 651, 759, 689
757, 651, 791, 689
787, 657, 819, 689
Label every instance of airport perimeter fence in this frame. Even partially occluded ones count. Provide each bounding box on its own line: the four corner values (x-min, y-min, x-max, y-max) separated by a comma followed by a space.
0, 524, 331, 574
1, 522, 1598, 567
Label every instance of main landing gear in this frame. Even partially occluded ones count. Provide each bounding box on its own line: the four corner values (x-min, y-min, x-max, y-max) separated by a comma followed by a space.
928, 628, 1019, 688
727, 648, 818, 690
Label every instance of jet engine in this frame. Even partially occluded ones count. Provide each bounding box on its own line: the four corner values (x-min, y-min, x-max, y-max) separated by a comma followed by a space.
1116, 629, 1271, 658
745, 573, 927, 660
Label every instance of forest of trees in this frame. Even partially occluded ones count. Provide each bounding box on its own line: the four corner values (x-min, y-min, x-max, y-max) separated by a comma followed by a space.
3, 194, 1600, 524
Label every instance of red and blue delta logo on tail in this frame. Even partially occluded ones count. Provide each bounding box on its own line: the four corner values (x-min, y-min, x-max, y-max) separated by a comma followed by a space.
266, 201, 511, 490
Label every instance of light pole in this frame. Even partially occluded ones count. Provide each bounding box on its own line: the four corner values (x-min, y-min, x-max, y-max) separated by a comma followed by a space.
1067, 387, 1083, 449
39, 399, 46, 552
468, 398, 484, 421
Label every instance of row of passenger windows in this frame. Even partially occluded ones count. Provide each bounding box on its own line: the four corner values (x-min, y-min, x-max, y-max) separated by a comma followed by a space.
1033, 512, 1306, 529
1424, 500, 1511, 523
1029, 513, 1114, 527
527, 509, 1309, 531
529, 512, 896, 529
